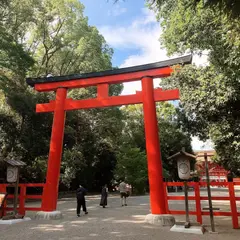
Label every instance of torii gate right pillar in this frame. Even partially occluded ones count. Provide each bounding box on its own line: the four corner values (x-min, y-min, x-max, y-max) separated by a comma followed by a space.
142, 77, 166, 214
142, 77, 175, 225
141, 76, 166, 214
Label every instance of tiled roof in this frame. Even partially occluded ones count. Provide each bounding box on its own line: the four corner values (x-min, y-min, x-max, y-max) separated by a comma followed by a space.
4, 159, 26, 166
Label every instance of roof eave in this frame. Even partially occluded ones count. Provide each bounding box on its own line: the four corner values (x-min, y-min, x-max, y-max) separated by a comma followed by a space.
26, 55, 192, 87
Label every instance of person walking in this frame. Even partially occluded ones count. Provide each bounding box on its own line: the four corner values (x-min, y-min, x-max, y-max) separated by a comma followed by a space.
100, 184, 108, 208
76, 185, 88, 217
119, 180, 128, 206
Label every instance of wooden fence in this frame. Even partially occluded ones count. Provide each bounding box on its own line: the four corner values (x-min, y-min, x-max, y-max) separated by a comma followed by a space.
0, 181, 239, 229
0, 183, 44, 215
164, 181, 240, 229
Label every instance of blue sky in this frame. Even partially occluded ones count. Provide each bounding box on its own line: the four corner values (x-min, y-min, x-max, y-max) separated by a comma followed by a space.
80, 1, 131, 66
80, 0, 167, 68
81, 0, 168, 94
80, 0, 148, 67
80, 0, 213, 151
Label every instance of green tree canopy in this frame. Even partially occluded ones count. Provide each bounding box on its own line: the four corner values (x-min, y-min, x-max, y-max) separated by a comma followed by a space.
115, 102, 193, 191
0, 0, 122, 190
148, 0, 240, 18
150, 0, 240, 174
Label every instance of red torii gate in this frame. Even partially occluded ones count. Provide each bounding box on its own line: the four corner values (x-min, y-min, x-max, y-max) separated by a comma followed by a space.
26, 55, 192, 215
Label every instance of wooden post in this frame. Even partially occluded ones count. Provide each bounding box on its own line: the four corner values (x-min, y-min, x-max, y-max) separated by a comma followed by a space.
163, 182, 169, 214
194, 182, 202, 224
204, 153, 216, 232
19, 185, 26, 216
184, 181, 190, 227
13, 168, 19, 215
228, 182, 239, 229
0, 184, 7, 217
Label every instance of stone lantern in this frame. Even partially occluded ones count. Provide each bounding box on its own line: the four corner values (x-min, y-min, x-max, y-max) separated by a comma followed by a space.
168, 148, 195, 181
168, 149, 204, 234
5, 159, 26, 217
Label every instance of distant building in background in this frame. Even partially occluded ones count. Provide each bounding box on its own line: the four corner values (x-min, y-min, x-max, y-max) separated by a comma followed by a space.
194, 150, 229, 182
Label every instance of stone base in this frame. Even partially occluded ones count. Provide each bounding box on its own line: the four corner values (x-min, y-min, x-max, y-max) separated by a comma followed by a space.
145, 214, 175, 226
35, 211, 63, 220
170, 224, 205, 235
0, 217, 31, 225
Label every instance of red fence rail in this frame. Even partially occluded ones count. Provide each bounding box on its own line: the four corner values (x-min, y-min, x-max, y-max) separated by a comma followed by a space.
164, 181, 240, 229
1, 181, 239, 229
0, 183, 44, 216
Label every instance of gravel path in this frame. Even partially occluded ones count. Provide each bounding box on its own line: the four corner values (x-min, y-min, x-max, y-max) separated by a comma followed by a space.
0, 193, 239, 240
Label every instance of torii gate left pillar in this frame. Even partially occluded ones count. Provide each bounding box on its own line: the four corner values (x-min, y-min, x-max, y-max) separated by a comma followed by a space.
27, 55, 191, 221
41, 87, 67, 211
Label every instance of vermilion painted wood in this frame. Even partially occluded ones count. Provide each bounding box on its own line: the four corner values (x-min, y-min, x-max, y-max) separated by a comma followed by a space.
0, 185, 6, 192
169, 211, 240, 217
19, 185, 26, 215
141, 77, 166, 214
0, 184, 7, 216
0, 184, 44, 188
1, 180, 240, 226
164, 181, 240, 228
167, 196, 240, 201
25, 195, 42, 199
5, 207, 42, 211
27, 56, 191, 215
6, 195, 42, 199
41, 88, 67, 211
0, 183, 44, 216
36, 89, 180, 113
97, 84, 109, 99
228, 182, 239, 229
20, 183, 45, 187
6, 194, 42, 199
24, 207, 42, 211
167, 196, 195, 200
163, 183, 170, 214
194, 182, 202, 224
166, 182, 184, 186
34, 67, 172, 92
166, 182, 235, 187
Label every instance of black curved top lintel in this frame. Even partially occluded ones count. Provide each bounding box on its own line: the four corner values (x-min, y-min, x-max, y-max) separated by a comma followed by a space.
26, 55, 192, 87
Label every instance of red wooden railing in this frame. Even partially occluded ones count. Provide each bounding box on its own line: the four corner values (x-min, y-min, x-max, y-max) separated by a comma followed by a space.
0, 183, 44, 216
164, 181, 240, 229
0, 181, 239, 229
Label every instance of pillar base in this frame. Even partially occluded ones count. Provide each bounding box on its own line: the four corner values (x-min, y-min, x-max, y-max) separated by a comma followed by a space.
170, 224, 205, 235
0, 217, 31, 225
35, 211, 63, 220
145, 214, 175, 226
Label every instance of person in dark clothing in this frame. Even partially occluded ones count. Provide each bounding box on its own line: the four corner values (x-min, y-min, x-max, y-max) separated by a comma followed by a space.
100, 184, 108, 208
76, 185, 88, 217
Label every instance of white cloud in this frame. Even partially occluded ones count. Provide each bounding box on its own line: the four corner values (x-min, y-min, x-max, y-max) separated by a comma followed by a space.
191, 137, 214, 150
100, 7, 212, 150
100, 9, 166, 60
107, 5, 127, 17
99, 8, 168, 95
100, 8, 209, 95
192, 51, 209, 67
131, 8, 157, 27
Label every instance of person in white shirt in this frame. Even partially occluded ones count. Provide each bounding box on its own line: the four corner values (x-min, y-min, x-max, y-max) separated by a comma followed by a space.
119, 180, 128, 206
